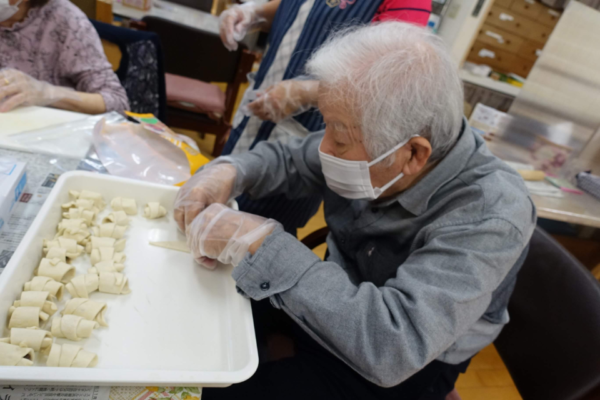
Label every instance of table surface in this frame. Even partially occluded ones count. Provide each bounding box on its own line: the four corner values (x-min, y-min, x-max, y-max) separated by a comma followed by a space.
459, 69, 522, 97
113, 0, 220, 34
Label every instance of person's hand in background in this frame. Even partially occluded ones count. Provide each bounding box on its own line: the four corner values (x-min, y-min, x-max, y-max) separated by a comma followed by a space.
219, 2, 265, 51
248, 80, 319, 123
0, 69, 80, 112
186, 203, 281, 270
173, 163, 239, 233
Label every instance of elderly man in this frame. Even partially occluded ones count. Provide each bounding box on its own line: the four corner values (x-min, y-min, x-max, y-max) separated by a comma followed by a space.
175, 22, 536, 400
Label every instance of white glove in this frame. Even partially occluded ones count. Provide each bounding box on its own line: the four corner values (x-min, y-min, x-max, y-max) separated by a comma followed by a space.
219, 2, 265, 51
248, 80, 319, 123
0, 69, 80, 112
174, 162, 240, 233
187, 203, 281, 269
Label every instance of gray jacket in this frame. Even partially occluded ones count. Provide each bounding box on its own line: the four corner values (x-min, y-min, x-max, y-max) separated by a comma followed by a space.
222, 123, 536, 387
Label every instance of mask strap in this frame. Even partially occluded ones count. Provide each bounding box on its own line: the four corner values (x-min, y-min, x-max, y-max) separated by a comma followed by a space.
367, 135, 420, 167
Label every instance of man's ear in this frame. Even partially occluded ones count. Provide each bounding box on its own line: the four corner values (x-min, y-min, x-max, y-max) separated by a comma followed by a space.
401, 137, 432, 176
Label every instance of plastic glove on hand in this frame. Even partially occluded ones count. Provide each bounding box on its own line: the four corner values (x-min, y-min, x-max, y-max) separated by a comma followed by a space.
174, 163, 238, 233
187, 203, 281, 269
219, 2, 264, 51
248, 80, 319, 123
0, 69, 79, 112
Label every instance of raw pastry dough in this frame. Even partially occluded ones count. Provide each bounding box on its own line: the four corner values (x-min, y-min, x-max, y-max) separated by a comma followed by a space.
45, 247, 67, 263
62, 207, 96, 226
144, 202, 167, 219
47, 343, 98, 368
99, 273, 131, 295
90, 247, 126, 265
0, 342, 34, 366
62, 199, 98, 214
44, 237, 84, 260
86, 236, 126, 254
24, 277, 64, 300
13, 291, 57, 315
69, 190, 106, 210
89, 260, 125, 274
51, 315, 98, 341
8, 306, 49, 328
36, 258, 76, 283
63, 299, 108, 327
111, 197, 137, 215
56, 219, 90, 245
103, 211, 129, 226
65, 274, 99, 298
91, 223, 127, 239
0, 328, 53, 353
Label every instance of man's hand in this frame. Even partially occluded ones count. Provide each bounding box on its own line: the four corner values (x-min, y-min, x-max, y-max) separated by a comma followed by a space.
174, 163, 238, 233
186, 204, 281, 270
0, 69, 80, 112
248, 80, 319, 123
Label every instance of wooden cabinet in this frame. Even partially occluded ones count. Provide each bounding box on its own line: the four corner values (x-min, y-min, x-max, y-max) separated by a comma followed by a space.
510, 0, 546, 19
476, 24, 525, 54
518, 40, 544, 61
537, 8, 562, 27
468, 42, 516, 73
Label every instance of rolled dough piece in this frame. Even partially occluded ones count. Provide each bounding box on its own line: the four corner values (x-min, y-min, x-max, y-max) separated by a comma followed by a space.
62, 198, 97, 213
86, 237, 125, 253
65, 274, 99, 298
8, 306, 49, 329
36, 258, 76, 283
103, 211, 129, 226
98, 273, 131, 295
47, 343, 98, 368
13, 291, 57, 316
0, 328, 53, 353
89, 260, 125, 274
91, 223, 127, 239
44, 237, 84, 259
90, 247, 126, 265
111, 197, 137, 215
51, 315, 98, 341
45, 247, 67, 263
63, 298, 108, 327
24, 277, 64, 300
144, 202, 167, 219
63, 208, 96, 226
69, 190, 106, 210
0, 342, 34, 366
57, 219, 88, 235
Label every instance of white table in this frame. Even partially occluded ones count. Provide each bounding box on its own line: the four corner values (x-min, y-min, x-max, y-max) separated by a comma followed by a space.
0, 106, 90, 158
113, 0, 220, 34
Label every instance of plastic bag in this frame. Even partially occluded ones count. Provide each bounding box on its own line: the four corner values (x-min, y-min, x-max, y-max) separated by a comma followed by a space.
9, 112, 125, 159
92, 118, 209, 186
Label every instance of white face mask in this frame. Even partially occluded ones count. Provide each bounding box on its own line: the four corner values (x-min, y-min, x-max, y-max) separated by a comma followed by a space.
319, 136, 417, 200
0, 0, 21, 23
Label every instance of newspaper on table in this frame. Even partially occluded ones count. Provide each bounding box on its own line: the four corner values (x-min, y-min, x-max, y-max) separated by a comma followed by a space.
0, 386, 109, 400
0, 148, 80, 271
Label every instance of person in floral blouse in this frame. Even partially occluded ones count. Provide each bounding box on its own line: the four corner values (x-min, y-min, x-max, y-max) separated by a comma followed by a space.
0, 0, 129, 114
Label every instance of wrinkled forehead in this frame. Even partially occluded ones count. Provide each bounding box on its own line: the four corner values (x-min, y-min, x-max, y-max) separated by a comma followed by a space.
318, 82, 364, 143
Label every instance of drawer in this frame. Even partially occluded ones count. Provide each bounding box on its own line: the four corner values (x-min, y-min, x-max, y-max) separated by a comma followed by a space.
537, 7, 561, 27
494, 0, 514, 9
476, 24, 525, 54
505, 56, 536, 78
526, 20, 553, 43
467, 41, 516, 73
510, 0, 545, 19
518, 40, 544, 61
486, 5, 533, 37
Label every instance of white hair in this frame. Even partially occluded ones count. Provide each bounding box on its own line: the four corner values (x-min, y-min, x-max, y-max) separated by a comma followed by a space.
306, 22, 464, 162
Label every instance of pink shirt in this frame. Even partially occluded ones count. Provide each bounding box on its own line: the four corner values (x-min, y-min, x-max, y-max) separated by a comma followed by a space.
0, 0, 129, 113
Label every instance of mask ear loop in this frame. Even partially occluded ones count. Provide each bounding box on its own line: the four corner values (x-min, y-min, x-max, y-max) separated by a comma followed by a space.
368, 135, 420, 197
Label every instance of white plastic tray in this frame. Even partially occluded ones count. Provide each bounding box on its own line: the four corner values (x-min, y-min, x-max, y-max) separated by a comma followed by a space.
0, 171, 258, 386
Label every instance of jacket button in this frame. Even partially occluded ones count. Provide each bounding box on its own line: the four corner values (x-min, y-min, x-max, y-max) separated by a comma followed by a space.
260, 281, 270, 291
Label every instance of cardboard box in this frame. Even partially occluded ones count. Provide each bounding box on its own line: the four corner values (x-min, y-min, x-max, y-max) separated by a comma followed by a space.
0, 159, 27, 233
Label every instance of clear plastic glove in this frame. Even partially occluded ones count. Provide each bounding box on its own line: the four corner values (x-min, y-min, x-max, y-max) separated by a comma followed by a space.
219, 2, 265, 51
0, 69, 80, 113
187, 203, 281, 269
248, 80, 319, 123
173, 162, 240, 233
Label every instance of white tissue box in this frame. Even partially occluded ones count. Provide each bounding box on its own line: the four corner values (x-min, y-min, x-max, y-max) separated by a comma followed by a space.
0, 159, 26, 233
